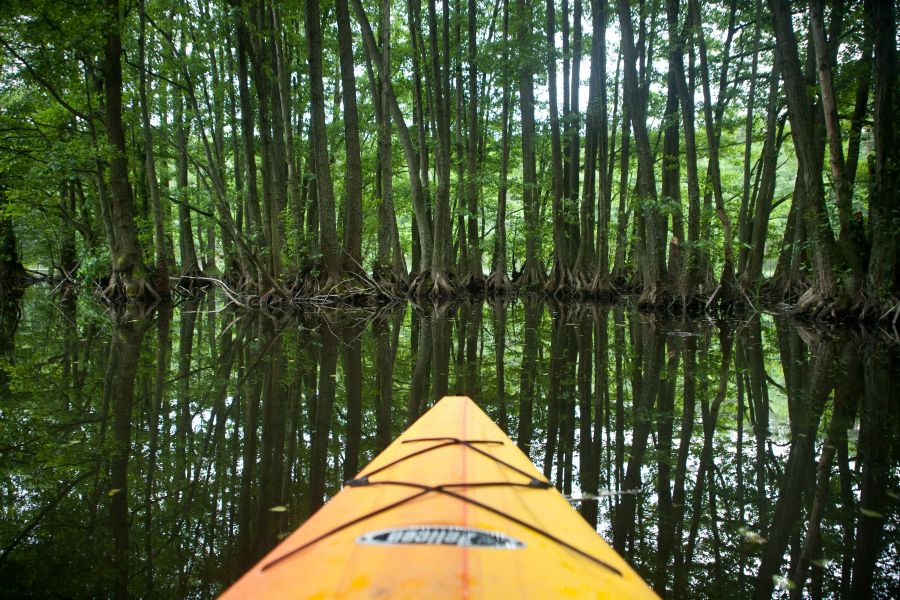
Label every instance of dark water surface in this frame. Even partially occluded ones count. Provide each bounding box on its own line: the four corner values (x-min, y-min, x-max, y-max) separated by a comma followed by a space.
0, 288, 897, 598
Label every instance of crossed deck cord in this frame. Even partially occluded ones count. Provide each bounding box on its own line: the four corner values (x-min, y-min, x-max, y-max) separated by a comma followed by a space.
261, 437, 624, 577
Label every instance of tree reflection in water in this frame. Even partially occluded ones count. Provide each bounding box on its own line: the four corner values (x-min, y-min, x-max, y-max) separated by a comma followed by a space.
0, 289, 896, 598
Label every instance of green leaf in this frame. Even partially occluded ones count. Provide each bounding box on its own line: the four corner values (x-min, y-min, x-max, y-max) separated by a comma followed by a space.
860, 508, 883, 518
268, 505, 289, 512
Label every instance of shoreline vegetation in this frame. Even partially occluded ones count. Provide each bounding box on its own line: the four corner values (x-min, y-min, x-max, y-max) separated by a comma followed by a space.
0, 0, 896, 322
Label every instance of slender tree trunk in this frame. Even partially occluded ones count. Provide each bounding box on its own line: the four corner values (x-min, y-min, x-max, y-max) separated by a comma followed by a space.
235, 5, 264, 284
737, 0, 763, 280
104, 0, 153, 300
545, 0, 573, 294
661, 54, 681, 292
138, 4, 170, 295
691, 0, 737, 309
305, 0, 342, 288
743, 56, 784, 295
578, 0, 606, 291
616, 0, 665, 305
863, 0, 898, 316
350, 0, 433, 273
336, 0, 364, 277
461, 0, 484, 290
568, 0, 587, 284
486, 0, 513, 292
0, 189, 24, 285
809, 0, 867, 300
454, 0, 467, 275
513, 0, 545, 288
611, 98, 630, 284
769, 0, 840, 316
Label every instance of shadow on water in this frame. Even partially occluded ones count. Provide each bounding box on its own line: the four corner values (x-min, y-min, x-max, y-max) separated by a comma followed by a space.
0, 288, 897, 598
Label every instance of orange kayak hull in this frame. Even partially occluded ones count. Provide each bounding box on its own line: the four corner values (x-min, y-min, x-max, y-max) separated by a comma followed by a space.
220, 396, 658, 598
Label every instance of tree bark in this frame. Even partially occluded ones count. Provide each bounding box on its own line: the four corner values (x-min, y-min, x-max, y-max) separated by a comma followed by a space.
769, 0, 840, 316
336, 0, 364, 277
486, 0, 513, 293
514, 0, 545, 288
305, 0, 342, 288
461, 0, 484, 290
545, 0, 573, 294
810, 0, 866, 296
350, 0, 433, 272
138, 3, 170, 295
863, 0, 898, 316
616, 0, 665, 305
104, 0, 153, 301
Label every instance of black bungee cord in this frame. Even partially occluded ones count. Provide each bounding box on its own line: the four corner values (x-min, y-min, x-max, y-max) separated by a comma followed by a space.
261, 437, 623, 577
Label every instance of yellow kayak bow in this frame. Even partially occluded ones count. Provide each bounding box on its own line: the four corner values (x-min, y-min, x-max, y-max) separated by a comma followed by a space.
221, 395, 658, 598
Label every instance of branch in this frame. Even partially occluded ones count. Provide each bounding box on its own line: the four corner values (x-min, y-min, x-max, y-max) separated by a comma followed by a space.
0, 36, 89, 121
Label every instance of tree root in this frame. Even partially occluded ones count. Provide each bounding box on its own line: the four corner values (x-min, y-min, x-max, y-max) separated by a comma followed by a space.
371, 261, 409, 298
485, 267, 513, 295
513, 258, 546, 291
585, 274, 619, 300
99, 270, 160, 305
459, 270, 486, 293
409, 268, 458, 299
636, 283, 669, 309
544, 260, 577, 299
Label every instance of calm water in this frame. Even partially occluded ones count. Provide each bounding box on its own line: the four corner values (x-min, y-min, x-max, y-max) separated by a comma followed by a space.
0, 288, 897, 598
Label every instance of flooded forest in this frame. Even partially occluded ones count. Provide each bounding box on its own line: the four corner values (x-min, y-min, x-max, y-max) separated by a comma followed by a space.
0, 0, 897, 597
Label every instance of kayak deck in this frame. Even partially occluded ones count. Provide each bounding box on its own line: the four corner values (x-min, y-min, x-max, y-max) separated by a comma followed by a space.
220, 396, 657, 598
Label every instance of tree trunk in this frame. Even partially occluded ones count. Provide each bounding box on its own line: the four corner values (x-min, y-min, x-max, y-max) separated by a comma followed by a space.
104, 0, 153, 301
579, 0, 606, 292
596, 52, 620, 293
769, 0, 840, 316
336, 0, 364, 277
863, 0, 898, 316
568, 0, 587, 286
514, 0, 545, 288
661, 67, 681, 292
692, 0, 737, 309
454, 0, 467, 275
373, 0, 407, 289
742, 55, 784, 295
0, 189, 24, 286
486, 0, 513, 293
305, 0, 342, 289
616, 0, 665, 305
138, 3, 170, 295
545, 0, 573, 294
611, 98, 630, 285
420, 0, 456, 297
235, 5, 264, 277
461, 0, 484, 290
809, 0, 866, 298
350, 0, 433, 273
737, 0, 762, 282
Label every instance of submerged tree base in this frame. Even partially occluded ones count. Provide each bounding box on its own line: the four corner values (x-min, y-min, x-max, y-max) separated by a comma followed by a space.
513, 259, 546, 292
36, 262, 897, 327
409, 268, 458, 300
485, 267, 513, 295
